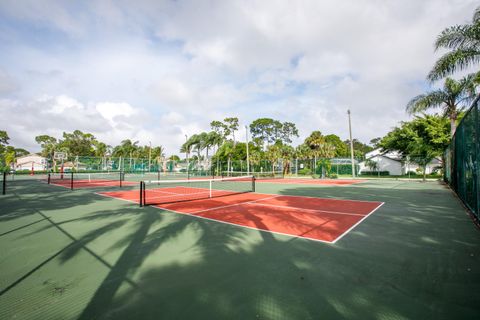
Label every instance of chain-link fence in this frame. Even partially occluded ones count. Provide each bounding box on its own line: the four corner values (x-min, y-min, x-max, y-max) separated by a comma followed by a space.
444, 96, 479, 223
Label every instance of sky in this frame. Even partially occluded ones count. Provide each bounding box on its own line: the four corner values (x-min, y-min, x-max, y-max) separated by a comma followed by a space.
0, 0, 477, 156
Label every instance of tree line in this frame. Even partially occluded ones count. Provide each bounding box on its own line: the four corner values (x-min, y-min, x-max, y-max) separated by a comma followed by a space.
0, 129, 166, 171
2, 6, 477, 174
180, 117, 374, 174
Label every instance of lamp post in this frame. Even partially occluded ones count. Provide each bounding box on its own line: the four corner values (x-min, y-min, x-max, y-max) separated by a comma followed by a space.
347, 109, 356, 178
245, 125, 250, 175
185, 134, 189, 179
148, 141, 152, 172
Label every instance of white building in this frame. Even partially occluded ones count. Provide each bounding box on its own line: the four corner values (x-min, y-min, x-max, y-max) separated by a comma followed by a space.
15, 154, 47, 171
358, 149, 442, 176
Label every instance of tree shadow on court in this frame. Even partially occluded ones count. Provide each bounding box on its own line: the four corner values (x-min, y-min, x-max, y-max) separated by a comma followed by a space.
70, 188, 471, 320
2, 179, 480, 319
75, 203, 346, 319
0, 180, 118, 222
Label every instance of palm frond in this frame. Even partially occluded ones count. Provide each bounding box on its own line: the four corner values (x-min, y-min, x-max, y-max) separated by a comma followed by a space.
406, 91, 446, 114
427, 49, 480, 81
435, 25, 469, 49
474, 6, 480, 23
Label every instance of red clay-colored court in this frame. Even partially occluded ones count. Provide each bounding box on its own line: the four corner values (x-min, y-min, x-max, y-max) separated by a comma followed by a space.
99, 187, 383, 243
50, 179, 137, 189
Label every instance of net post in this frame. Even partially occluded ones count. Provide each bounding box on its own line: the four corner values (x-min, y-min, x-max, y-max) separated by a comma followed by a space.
70, 172, 74, 190
143, 181, 146, 206
47, 173, 51, 184
139, 181, 144, 207
119, 171, 123, 188
252, 176, 256, 193
2, 171, 6, 195
209, 180, 212, 198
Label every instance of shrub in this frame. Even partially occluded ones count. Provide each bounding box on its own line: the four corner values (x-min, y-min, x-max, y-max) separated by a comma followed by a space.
298, 168, 312, 175
360, 171, 389, 176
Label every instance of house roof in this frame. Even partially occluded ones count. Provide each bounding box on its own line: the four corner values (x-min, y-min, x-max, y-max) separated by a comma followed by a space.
17, 153, 44, 160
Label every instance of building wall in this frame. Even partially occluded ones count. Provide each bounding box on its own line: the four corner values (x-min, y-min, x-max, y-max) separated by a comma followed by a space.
16, 155, 47, 171
359, 155, 403, 175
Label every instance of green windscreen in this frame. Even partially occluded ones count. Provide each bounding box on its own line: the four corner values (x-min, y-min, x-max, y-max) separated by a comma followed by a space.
444, 97, 480, 223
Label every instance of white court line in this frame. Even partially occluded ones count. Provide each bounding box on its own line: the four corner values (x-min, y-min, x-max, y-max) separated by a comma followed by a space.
259, 192, 382, 204
332, 202, 385, 244
190, 195, 281, 214
245, 202, 367, 217
48, 182, 71, 189
95, 192, 139, 204
97, 188, 385, 244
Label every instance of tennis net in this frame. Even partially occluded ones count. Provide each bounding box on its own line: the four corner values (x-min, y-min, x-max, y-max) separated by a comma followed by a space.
140, 175, 255, 206
221, 171, 284, 180
48, 171, 124, 189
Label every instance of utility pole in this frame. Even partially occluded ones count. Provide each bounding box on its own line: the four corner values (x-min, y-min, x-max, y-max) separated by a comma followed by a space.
185, 134, 189, 178
148, 141, 152, 172
245, 125, 250, 175
347, 109, 356, 178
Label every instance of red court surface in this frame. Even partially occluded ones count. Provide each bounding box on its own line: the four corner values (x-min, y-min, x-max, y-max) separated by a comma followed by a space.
50, 179, 137, 189
99, 188, 383, 243
256, 178, 364, 185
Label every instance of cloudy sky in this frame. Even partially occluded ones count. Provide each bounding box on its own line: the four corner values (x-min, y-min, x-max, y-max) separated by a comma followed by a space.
0, 0, 477, 155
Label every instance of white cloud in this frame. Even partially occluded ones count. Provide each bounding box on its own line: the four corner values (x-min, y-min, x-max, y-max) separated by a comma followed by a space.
0, 95, 187, 155
0, 0, 478, 155
0, 68, 18, 94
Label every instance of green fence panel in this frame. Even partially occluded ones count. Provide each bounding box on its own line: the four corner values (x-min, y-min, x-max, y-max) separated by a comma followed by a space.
444, 98, 479, 222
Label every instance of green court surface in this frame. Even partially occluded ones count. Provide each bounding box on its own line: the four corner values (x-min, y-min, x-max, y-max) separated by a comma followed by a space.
0, 178, 479, 320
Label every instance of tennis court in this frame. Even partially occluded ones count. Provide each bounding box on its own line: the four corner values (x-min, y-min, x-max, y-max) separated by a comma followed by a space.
99, 177, 383, 243
0, 175, 479, 319
47, 172, 137, 189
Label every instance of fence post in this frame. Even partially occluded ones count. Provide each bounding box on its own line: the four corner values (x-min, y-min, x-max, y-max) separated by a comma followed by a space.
2, 171, 6, 195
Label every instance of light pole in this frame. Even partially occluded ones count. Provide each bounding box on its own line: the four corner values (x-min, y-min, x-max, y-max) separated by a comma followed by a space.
245, 125, 250, 175
185, 134, 189, 178
148, 141, 152, 172
347, 109, 356, 178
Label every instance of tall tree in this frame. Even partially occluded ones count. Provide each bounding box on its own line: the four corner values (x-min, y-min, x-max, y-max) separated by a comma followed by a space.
369, 137, 382, 148
0, 130, 9, 149
343, 138, 374, 159
406, 75, 476, 136
379, 114, 450, 181
279, 122, 299, 144
324, 134, 348, 157
224, 117, 239, 144
35, 135, 58, 158
249, 118, 299, 147
58, 130, 97, 156
428, 6, 480, 81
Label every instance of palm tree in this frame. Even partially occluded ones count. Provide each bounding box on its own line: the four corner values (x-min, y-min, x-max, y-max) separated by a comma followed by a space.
406, 75, 476, 136
295, 144, 312, 160
249, 149, 262, 173
428, 6, 480, 81
265, 144, 281, 174
279, 144, 295, 175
